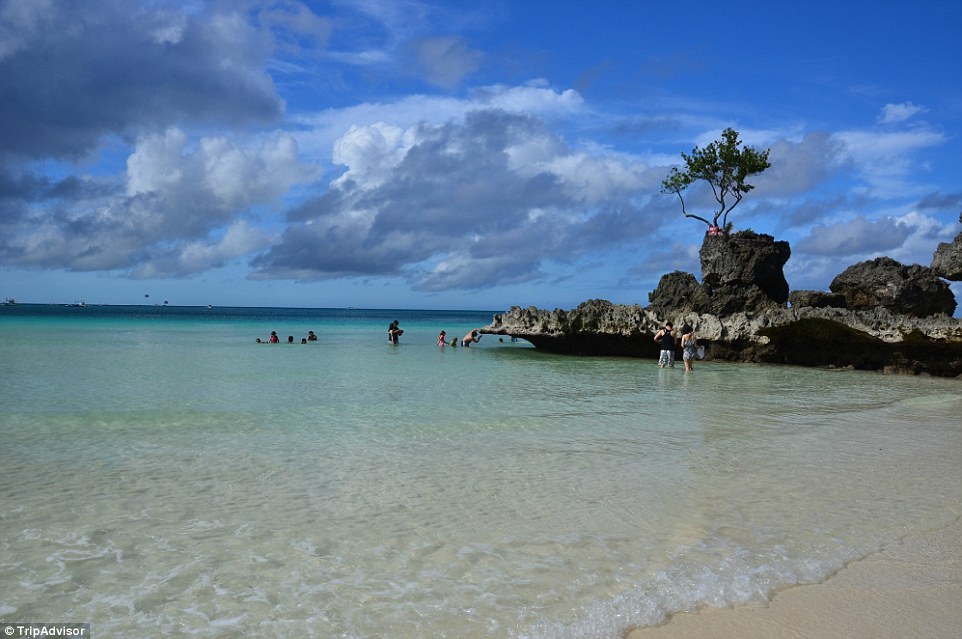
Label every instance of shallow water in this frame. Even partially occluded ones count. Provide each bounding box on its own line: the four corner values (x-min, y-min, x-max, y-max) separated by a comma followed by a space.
2, 305, 960, 638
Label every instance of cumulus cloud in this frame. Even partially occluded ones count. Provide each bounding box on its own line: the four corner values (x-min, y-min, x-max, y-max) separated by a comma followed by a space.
292, 84, 585, 159
131, 220, 278, 279
253, 108, 657, 290
127, 127, 318, 214
0, 128, 317, 276
0, 0, 282, 160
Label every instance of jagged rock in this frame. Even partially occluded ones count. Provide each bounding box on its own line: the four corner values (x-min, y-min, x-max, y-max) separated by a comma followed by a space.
487, 299, 658, 357
830, 257, 956, 317
931, 213, 962, 280
697, 230, 790, 314
483, 231, 961, 376
647, 271, 700, 314
789, 290, 847, 309
649, 231, 791, 316
482, 300, 962, 376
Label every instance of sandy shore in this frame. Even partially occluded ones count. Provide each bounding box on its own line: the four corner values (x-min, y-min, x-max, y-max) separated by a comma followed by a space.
627, 517, 962, 639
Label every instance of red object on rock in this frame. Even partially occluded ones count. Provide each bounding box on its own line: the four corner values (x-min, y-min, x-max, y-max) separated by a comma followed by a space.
708, 225, 720, 236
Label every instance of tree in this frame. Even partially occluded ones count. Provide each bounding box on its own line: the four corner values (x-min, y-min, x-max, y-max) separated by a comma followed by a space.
660, 128, 771, 232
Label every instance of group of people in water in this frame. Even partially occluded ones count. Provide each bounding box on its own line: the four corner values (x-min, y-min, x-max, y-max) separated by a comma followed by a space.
435, 327, 483, 348
257, 330, 318, 344
392, 321, 482, 347
254, 322, 486, 348
653, 321, 701, 371
256, 319, 701, 368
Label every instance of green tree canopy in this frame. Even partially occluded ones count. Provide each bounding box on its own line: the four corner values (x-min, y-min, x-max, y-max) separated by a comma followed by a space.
660, 128, 771, 231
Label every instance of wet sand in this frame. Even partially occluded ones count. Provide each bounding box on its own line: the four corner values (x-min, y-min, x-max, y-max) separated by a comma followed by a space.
628, 517, 962, 639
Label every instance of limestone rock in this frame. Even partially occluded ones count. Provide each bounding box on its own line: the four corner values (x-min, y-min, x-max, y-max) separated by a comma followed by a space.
931, 213, 962, 280
482, 300, 962, 375
698, 230, 790, 314
647, 271, 700, 314
789, 290, 847, 309
830, 257, 956, 317
482, 230, 962, 376
649, 231, 792, 316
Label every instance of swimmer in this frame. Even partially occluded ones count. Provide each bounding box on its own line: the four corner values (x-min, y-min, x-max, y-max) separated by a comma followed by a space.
461, 328, 483, 347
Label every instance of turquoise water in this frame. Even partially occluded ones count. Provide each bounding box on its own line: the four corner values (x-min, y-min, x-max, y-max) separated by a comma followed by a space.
2, 305, 961, 638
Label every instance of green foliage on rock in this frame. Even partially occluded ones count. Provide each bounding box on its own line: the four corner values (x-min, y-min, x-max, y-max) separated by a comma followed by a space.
661, 128, 771, 230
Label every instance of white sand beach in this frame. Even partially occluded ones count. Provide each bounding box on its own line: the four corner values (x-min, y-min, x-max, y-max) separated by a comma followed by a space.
628, 517, 962, 639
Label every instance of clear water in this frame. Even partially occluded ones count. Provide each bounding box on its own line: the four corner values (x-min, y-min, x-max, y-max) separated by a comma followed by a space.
1, 305, 960, 638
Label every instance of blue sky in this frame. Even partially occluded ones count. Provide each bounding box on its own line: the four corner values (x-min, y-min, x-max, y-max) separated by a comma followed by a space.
1, 0, 960, 311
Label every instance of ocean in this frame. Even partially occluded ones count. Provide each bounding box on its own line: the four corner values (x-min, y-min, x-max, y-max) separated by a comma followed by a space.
1, 304, 960, 638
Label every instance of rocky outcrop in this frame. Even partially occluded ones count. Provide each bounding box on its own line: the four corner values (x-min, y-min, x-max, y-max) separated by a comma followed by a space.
481, 229, 962, 376
931, 213, 962, 280
482, 300, 962, 376
648, 230, 790, 315
647, 271, 701, 314
830, 257, 956, 317
699, 231, 790, 314
789, 290, 846, 309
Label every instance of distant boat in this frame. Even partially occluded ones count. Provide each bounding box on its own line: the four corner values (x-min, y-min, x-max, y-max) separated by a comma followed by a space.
3, 298, 14, 305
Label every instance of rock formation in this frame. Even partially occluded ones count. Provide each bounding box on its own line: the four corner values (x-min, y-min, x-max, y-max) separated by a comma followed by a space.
830, 256, 956, 317
649, 231, 790, 316
931, 212, 962, 280
788, 290, 846, 309
482, 229, 962, 376
698, 231, 790, 313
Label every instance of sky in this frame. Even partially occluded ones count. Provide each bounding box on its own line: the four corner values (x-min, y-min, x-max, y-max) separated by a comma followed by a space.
1, 0, 961, 312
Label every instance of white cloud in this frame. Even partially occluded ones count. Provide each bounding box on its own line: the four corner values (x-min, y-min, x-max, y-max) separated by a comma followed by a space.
127, 127, 319, 210
831, 127, 945, 197
1, 126, 318, 277
472, 83, 585, 114
754, 132, 844, 197
787, 210, 954, 290
126, 127, 188, 196
254, 108, 658, 289
331, 123, 410, 188
877, 102, 927, 124
292, 84, 585, 162
132, 220, 277, 278
797, 215, 912, 257
795, 210, 950, 266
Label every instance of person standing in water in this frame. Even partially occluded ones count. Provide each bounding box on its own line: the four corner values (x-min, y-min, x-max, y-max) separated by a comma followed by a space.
680, 324, 698, 372
437, 330, 447, 347
388, 320, 403, 344
461, 328, 482, 347
654, 322, 676, 368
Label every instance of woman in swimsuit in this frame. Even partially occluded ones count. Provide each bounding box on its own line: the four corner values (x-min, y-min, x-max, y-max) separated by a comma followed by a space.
680, 324, 698, 372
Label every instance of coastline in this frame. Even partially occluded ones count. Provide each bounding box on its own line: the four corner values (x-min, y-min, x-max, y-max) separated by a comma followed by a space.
627, 517, 962, 639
